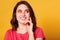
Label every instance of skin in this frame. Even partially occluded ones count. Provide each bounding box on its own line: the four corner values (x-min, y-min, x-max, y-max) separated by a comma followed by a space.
16, 4, 43, 40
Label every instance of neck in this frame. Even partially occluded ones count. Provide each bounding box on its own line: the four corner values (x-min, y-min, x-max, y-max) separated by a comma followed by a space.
16, 23, 27, 34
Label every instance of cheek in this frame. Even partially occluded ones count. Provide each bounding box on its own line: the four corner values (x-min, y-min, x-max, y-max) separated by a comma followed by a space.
16, 12, 21, 17
26, 14, 30, 17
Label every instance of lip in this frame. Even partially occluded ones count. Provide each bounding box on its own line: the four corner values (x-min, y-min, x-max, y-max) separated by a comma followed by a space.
20, 17, 26, 20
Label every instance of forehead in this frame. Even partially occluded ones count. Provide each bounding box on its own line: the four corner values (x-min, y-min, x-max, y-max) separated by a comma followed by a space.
17, 4, 29, 10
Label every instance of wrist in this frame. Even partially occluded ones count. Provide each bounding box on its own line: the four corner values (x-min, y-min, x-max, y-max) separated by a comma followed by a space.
28, 31, 34, 34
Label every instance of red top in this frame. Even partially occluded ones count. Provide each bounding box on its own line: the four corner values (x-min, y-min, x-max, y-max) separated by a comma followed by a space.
4, 27, 45, 40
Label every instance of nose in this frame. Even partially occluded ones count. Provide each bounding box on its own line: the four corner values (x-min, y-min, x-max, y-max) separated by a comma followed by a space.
21, 11, 25, 17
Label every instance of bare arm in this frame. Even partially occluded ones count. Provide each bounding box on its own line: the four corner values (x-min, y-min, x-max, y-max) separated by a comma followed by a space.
29, 31, 43, 40
28, 31, 35, 40
26, 18, 44, 40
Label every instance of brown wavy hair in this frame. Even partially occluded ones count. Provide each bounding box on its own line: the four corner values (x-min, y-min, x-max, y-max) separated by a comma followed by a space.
10, 1, 36, 32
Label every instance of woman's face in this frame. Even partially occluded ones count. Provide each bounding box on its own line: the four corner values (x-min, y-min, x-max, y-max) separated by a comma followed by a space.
16, 4, 30, 24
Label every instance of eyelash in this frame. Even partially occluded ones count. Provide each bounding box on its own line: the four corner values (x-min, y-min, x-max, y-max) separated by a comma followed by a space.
17, 10, 30, 13
18, 10, 22, 13
25, 10, 29, 13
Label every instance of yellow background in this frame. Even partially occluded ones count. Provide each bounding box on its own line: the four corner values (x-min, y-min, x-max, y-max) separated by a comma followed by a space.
0, 0, 60, 40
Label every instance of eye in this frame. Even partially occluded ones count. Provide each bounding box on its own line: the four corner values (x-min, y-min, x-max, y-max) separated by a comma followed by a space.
25, 9, 30, 13
18, 10, 22, 13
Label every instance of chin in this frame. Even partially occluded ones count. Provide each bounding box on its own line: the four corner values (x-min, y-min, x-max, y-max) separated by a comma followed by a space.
19, 21, 26, 24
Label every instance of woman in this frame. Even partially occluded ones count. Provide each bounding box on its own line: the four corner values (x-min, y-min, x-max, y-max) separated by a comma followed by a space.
4, 1, 45, 40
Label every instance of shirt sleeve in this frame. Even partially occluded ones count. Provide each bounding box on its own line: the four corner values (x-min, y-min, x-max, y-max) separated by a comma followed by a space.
4, 29, 12, 40
34, 27, 45, 38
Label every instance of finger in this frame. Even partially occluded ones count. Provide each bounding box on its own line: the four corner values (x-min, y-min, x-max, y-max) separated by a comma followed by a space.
29, 17, 32, 23
26, 17, 31, 24
26, 18, 32, 25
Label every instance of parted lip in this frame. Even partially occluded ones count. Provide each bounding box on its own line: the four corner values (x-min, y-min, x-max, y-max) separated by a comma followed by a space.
20, 17, 26, 20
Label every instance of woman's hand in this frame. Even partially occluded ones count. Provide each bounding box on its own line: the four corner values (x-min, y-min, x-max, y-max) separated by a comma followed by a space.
26, 17, 33, 32
26, 18, 35, 40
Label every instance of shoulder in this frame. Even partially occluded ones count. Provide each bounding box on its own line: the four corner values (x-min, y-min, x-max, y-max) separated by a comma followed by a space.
5, 29, 16, 37
34, 27, 43, 33
4, 29, 13, 40
34, 27, 43, 34
6, 29, 13, 33
34, 27, 45, 38
4, 29, 13, 36
36, 27, 42, 31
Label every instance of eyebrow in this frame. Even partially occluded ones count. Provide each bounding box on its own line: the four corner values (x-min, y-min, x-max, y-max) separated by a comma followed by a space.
25, 9, 29, 11
17, 8, 29, 11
